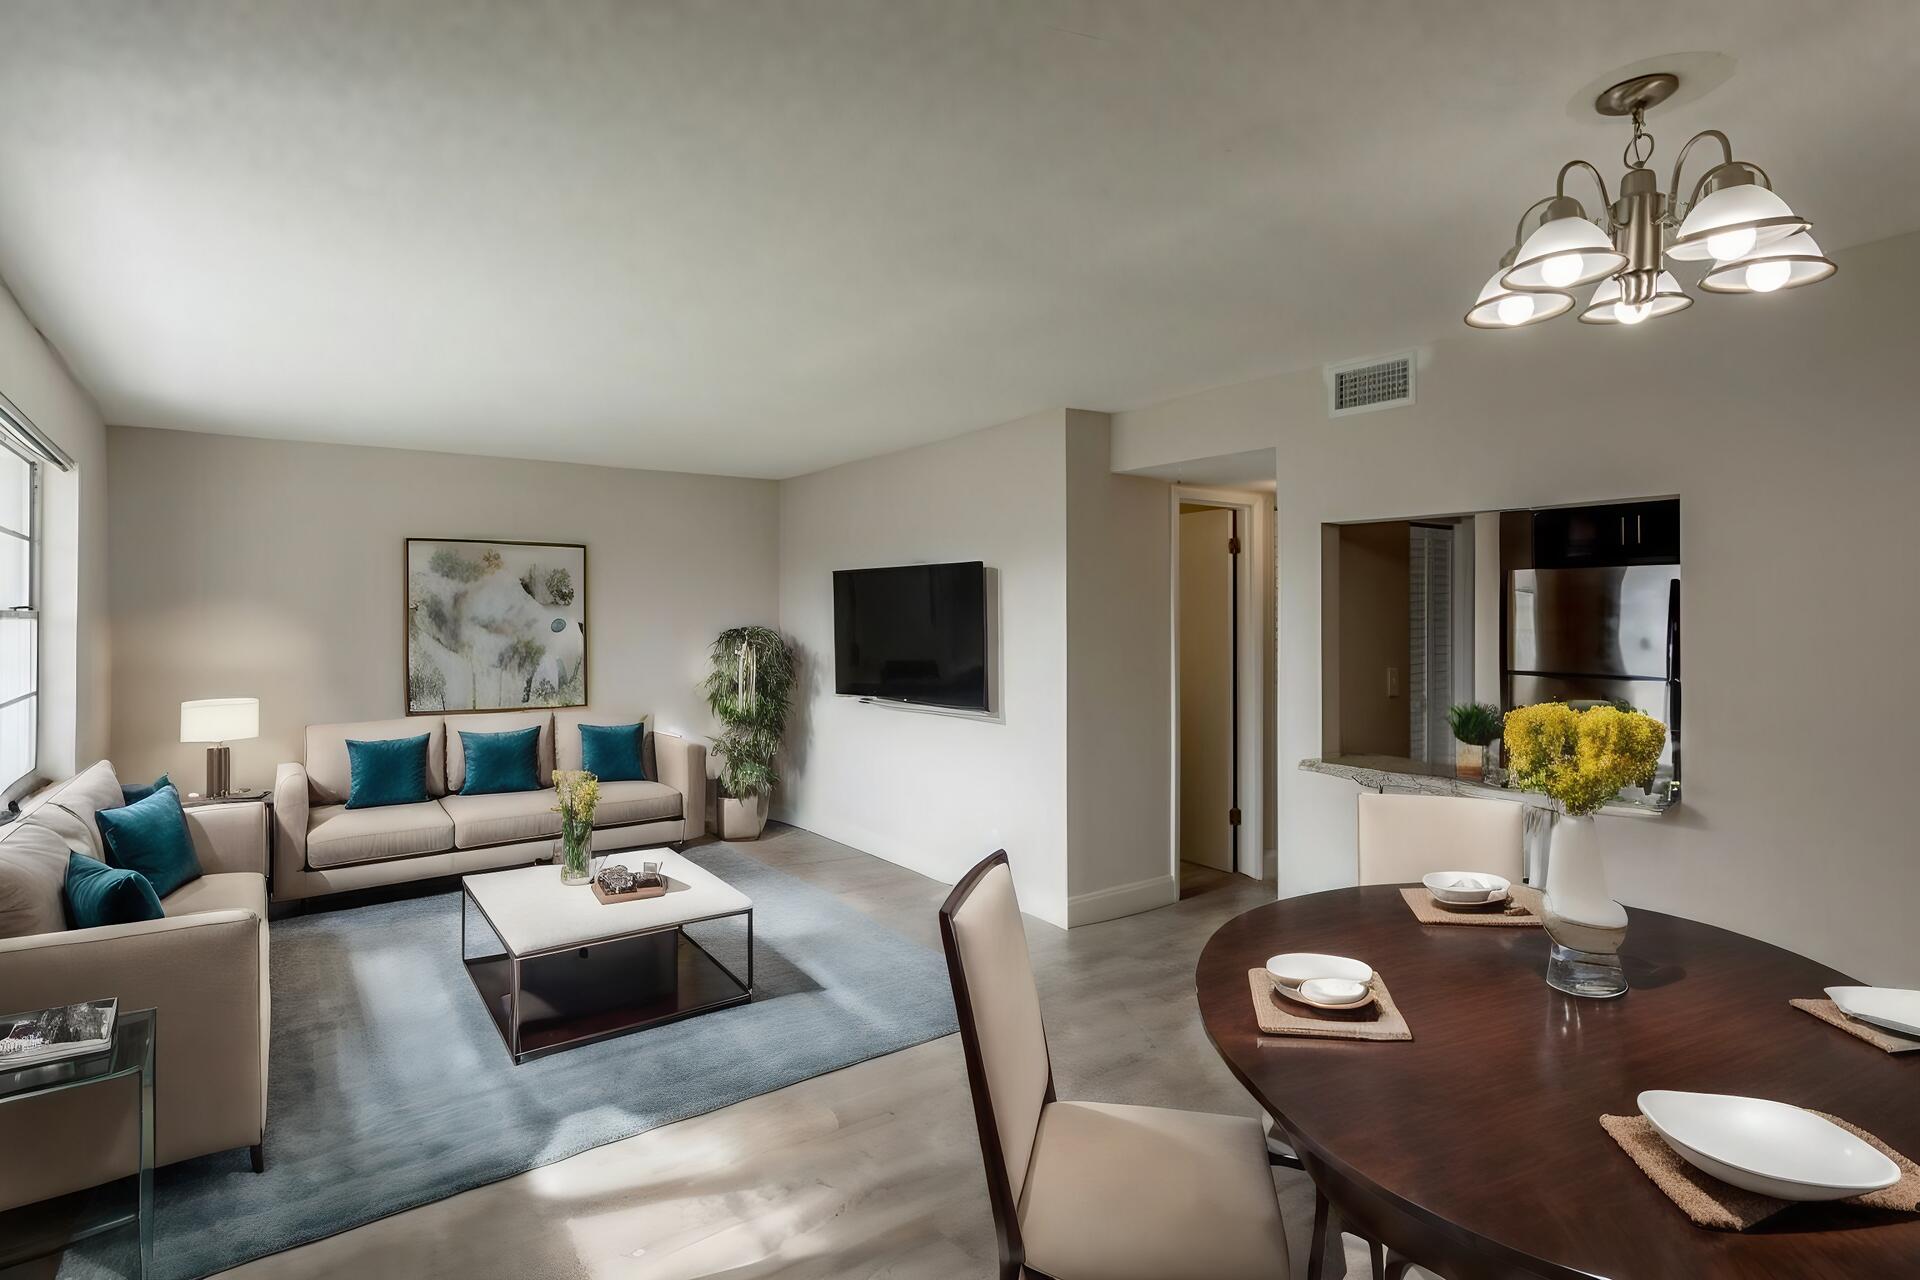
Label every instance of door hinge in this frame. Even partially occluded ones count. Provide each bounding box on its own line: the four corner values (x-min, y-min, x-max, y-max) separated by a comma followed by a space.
1227, 536, 1241, 554
1229, 807, 1242, 827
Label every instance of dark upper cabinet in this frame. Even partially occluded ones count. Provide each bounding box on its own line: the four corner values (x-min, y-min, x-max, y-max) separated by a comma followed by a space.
1533, 499, 1679, 568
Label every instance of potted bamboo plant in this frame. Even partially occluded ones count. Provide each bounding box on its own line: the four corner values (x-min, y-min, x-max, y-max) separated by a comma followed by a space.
702, 625, 795, 841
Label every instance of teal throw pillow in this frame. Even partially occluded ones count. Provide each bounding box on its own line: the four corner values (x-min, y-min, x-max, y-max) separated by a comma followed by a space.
579, 722, 647, 782
95, 784, 201, 899
120, 772, 172, 806
346, 734, 431, 809
459, 727, 541, 795
64, 852, 165, 929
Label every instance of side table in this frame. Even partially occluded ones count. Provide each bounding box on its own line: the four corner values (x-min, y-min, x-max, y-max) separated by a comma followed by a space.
0, 1007, 157, 1278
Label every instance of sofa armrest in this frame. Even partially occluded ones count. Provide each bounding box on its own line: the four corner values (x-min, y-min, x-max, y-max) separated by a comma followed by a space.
274, 761, 309, 882
0, 910, 268, 1206
654, 733, 707, 838
186, 801, 270, 876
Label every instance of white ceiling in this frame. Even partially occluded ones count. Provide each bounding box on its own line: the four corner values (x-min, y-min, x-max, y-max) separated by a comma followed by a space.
1, 2, 1916, 479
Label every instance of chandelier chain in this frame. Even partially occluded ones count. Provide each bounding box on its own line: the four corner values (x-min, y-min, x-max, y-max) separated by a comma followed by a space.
1623, 106, 1655, 171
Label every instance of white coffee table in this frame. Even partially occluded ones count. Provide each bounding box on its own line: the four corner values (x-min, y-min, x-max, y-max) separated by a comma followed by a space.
460, 849, 753, 1063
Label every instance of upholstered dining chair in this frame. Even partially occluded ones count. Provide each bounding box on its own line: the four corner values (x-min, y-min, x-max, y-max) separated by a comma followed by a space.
1356, 792, 1524, 886
939, 851, 1292, 1280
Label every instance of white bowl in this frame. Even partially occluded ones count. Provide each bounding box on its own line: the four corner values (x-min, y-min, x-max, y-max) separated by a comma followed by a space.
1826, 986, 1920, 1040
1422, 871, 1511, 904
1266, 953, 1373, 989
1638, 1090, 1901, 1201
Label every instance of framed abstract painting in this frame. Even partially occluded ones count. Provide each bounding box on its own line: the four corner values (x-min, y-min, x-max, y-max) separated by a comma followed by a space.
405, 538, 588, 713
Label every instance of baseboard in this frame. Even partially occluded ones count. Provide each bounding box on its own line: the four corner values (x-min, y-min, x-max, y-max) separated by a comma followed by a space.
1066, 873, 1178, 928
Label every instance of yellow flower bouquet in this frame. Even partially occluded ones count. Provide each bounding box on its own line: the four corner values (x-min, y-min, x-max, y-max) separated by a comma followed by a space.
1503, 703, 1666, 817
553, 769, 601, 884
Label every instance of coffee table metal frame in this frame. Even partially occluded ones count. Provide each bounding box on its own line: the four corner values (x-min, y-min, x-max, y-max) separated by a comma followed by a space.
461, 880, 753, 1064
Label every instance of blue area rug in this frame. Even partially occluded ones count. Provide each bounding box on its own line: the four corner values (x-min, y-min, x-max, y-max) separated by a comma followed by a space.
148, 845, 957, 1280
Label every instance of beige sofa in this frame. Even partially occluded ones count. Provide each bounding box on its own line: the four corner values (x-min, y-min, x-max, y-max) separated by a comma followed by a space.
0, 760, 271, 1211
272, 710, 706, 902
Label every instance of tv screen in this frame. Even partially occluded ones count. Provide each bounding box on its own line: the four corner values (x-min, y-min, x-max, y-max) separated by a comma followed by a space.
834, 561, 988, 711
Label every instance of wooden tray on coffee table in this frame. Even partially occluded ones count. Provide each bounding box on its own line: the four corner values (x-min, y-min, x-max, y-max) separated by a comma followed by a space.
592, 879, 666, 905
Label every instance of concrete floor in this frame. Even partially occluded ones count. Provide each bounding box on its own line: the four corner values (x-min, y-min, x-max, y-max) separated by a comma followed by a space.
223, 825, 1374, 1278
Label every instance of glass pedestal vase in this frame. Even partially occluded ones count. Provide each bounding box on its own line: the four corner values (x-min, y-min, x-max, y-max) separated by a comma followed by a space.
1539, 813, 1630, 999
557, 819, 594, 886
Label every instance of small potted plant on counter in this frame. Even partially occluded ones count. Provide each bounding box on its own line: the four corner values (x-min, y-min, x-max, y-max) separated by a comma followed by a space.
1446, 702, 1503, 782
702, 625, 795, 841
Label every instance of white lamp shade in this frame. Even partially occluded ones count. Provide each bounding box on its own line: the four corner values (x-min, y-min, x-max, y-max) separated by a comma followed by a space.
1465, 268, 1572, 328
1668, 183, 1809, 261
1699, 231, 1836, 294
181, 697, 260, 743
1578, 271, 1693, 325
1501, 217, 1626, 292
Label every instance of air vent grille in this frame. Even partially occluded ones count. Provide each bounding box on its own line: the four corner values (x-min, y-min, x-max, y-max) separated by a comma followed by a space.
1326, 352, 1416, 417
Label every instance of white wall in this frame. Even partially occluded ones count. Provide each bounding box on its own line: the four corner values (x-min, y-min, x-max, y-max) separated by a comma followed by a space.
0, 285, 108, 776
106, 427, 779, 789
776, 410, 1073, 924
1113, 229, 1920, 986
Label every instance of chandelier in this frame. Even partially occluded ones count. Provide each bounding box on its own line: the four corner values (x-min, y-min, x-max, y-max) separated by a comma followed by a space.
1467, 73, 1835, 330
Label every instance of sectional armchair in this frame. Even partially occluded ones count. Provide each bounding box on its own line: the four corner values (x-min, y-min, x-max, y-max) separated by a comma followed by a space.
272, 710, 706, 903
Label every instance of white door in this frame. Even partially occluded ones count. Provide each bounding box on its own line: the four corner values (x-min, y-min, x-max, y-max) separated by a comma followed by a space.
1179, 507, 1235, 872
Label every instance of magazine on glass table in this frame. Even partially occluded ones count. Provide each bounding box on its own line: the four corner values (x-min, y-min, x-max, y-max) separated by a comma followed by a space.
0, 998, 118, 1070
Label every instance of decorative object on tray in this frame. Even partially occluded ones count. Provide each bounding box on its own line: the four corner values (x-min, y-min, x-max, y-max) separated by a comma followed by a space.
405, 538, 587, 713
590, 859, 668, 905
552, 769, 599, 886
1398, 884, 1544, 927
1601, 1100, 1919, 1230
1790, 998, 1920, 1054
1505, 701, 1665, 998
703, 625, 795, 841
1245, 969, 1411, 1041
1446, 702, 1502, 781
0, 998, 117, 1069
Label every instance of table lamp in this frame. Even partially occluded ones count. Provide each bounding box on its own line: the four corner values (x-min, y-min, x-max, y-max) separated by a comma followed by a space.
180, 697, 260, 799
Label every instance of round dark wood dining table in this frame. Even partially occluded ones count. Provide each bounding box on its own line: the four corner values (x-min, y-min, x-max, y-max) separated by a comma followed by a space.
1195, 885, 1920, 1279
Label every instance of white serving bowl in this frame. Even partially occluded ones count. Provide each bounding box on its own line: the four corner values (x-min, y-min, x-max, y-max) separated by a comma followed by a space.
1421, 871, 1511, 904
1826, 986, 1920, 1039
1266, 953, 1373, 989
1638, 1090, 1901, 1201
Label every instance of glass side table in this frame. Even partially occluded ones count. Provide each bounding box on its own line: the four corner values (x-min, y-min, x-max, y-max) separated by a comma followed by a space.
0, 1006, 156, 1278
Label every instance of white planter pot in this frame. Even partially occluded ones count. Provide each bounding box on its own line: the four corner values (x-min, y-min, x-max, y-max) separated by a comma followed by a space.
1539, 813, 1631, 998
718, 793, 769, 841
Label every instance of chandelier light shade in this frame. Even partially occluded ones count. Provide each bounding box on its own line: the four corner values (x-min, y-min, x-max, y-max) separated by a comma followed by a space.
1501, 207, 1627, 292
1579, 271, 1692, 325
1467, 70, 1829, 334
1699, 231, 1837, 294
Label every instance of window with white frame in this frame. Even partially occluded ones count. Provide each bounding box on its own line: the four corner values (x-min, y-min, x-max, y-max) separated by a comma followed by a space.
0, 438, 36, 792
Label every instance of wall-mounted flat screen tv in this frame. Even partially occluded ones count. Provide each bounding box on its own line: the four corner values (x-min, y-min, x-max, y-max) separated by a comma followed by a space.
833, 560, 988, 711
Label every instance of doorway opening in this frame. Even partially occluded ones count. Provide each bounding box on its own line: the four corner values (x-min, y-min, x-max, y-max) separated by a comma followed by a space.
1170, 486, 1269, 899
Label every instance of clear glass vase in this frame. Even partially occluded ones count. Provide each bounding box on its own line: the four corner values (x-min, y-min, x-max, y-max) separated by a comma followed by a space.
558, 818, 594, 886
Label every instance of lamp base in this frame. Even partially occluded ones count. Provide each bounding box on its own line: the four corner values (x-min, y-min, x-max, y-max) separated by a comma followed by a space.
205, 744, 232, 799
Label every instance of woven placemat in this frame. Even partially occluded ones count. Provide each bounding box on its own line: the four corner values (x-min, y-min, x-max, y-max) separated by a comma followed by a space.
1790, 999, 1920, 1054
1398, 884, 1543, 927
1601, 1112, 1920, 1230
1246, 970, 1411, 1041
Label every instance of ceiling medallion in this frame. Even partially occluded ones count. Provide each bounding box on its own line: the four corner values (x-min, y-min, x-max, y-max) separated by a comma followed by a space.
1466, 72, 1835, 331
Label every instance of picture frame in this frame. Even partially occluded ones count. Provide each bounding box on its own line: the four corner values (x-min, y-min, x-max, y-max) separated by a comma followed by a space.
404, 537, 589, 714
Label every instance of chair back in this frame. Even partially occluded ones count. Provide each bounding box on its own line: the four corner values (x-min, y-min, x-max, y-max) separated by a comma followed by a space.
1356, 792, 1524, 885
939, 851, 1052, 1268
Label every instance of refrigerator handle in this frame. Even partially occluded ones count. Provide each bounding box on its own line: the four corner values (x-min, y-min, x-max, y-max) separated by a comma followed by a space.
1664, 578, 1681, 788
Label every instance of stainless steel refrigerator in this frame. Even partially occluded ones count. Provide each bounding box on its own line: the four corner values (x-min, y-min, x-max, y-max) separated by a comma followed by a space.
1507, 565, 1681, 792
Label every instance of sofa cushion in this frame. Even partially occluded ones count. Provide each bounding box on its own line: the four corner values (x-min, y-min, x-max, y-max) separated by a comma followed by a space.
593, 780, 682, 828
306, 718, 447, 804
96, 785, 202, 899
446, 712, 554, 794
579, 722, 647, 782
440, 790, 562, 850
24, 760, 124, 860
63, 853, 165, 929
554, 711, 652, 776
346, 734, 432, 809
0, 818, 74, 939
163, 872, 267, 921
306, 801, 455, 869
121, 772, 172, 806
456, 726, 541, 796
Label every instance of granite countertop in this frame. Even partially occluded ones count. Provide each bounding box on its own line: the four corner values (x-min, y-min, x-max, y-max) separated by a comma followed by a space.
1299, 755, 1677, 817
